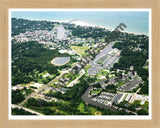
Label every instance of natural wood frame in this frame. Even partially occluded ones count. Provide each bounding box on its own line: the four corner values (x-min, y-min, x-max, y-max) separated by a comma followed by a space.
0, 0, 160, 128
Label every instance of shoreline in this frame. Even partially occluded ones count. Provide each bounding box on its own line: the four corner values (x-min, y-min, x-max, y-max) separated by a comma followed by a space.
12, 17, 148, 36
51, 57, 70, 66
54, 20, 148, 36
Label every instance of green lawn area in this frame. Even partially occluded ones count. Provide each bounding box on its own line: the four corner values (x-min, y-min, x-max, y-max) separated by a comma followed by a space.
77, 102, 86, 113
63, 72, 73, 79
96, 79, 102, 82
133, 100, 141, 105
141, 101, 149, 109
40, 71, 48, 75
122, 94, 128, 100
88, 106, 99, 115
133, 100, 149, 110
49, 71, 81, 87
77, 102, 102, 115
90, 90, 100, 95
70, 45, 89, 56
43, 89, 50, 94
32, 71, 57, 84
100, 38, 105, 42
84, 64, 91, 73
97, 59, 103, 64
92, 90, 100, 93
116, 81, 125, 87
20, 88, 34, 96
64, 74, 80, 87
99, 69, 108, 75
97, 56, 108, 65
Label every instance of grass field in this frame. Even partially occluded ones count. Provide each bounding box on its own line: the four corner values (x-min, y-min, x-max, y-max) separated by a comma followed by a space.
99, 69, 109, 75
77, 102, 86, 113
88, 106, 100, 115
43, 89, 50, 94
70, 45, 89, 56
77, 102, 102, 115
116, 81, 125, 87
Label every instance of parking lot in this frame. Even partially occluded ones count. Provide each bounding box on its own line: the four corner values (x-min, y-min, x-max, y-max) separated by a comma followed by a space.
117, 79, 140, 91
88, 42, 120, 75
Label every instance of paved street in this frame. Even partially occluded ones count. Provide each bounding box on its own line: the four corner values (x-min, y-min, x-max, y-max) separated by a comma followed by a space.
67, 69, 85, 87
12, 104, 43, 116
19, 63, 80, 107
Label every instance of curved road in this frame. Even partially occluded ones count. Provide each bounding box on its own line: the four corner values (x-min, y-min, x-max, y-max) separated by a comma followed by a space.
81, 87, 137, 115
81, 86, 117, 111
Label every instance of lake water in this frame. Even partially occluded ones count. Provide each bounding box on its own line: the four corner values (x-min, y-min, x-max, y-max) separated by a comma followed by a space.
11, 10, 149, 35
51, 57, 70, 66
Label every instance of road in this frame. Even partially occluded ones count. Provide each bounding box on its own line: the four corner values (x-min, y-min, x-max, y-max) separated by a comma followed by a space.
12, 104, 43, 116
67, 69, 85, 87
81, 86, 117, 111
55, 25, 67, 40
19, 71, 70, 106
19, 63, 79, 107
81, 86, 137, 115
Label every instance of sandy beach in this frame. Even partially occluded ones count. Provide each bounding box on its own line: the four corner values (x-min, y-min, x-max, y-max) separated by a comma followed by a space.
54, 20, 145, 35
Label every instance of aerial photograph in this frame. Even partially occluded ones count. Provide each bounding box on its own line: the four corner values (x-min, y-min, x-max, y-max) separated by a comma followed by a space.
10, 9, 150, 117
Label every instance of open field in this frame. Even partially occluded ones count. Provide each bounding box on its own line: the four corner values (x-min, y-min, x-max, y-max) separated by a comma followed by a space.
77, 102, 86, 113
116, 81, 125, 87
70, 45, 89, 56
77, 102, 102, 115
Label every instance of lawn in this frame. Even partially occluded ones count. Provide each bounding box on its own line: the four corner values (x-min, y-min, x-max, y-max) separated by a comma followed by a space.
122, 94, 128, 100
77, 102, 86, 113
97, 56, 108, 65
133, 100, 148, 109
77, 102, 102, 115
70, 45, 89, 56
141, 101, 149, 109
133, 100, 141, 105
116, 81, 125, 87
43, 89, 50, 94
88, 106, 99, 115
99, 69, 109, 75
84, 64, 91, 73
90, 89, 101, 95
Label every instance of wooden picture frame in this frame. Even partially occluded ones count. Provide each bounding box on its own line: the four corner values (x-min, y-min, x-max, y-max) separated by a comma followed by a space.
0, 0, 160, 128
